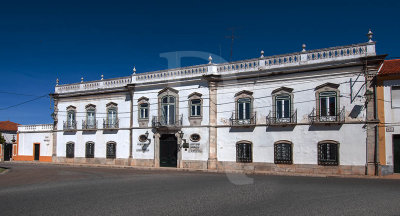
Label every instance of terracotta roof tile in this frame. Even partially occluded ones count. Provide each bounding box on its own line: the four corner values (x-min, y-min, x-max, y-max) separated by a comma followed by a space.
0, 121, 19, 132
379, 59, 400, 76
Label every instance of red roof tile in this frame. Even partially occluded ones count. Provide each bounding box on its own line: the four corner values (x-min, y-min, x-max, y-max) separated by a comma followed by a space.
0, 121, 19, 132
379, 59, 400, 76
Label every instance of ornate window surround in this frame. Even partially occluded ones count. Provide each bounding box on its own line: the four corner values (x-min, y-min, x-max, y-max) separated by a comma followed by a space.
272, 87, 294, 119
188, 92, 202, 126
315, 83, 340, 117
274, 140, 293, 164
157, 87, 180, 125
105, 102, 118, 129
84, 104, 96, 129
138, 96, 149, 127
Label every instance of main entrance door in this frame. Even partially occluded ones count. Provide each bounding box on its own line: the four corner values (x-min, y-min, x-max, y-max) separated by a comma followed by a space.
393, 135, 400, 173
34, 144, 40, 161
160, 134, 177, 167
4, 144, 12, 161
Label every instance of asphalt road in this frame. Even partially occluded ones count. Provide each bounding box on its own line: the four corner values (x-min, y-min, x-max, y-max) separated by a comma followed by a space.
0, 163, 400, 216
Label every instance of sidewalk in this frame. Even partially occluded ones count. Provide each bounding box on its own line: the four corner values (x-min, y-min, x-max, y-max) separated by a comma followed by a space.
3, 160, 400, 180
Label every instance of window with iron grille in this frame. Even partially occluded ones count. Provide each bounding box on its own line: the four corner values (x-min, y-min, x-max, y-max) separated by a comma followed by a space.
236, 142, 252, 163
319, 91, 337, 117
86, 142, 95, 158
274, 142, 292, 164
318, 142, 339, 166
237, 98, 251, 120
66, 142, 74, 158
106, 142, 116, 159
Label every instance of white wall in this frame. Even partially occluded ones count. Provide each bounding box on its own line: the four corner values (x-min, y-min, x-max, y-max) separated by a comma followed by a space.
18, 132, 53, 157
383, 80, 400, 165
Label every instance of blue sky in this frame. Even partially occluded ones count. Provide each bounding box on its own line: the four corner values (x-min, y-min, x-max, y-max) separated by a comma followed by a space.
0, 0, 399, 124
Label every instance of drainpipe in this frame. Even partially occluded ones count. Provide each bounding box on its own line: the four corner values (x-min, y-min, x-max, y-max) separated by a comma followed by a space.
374, 84, 379, 176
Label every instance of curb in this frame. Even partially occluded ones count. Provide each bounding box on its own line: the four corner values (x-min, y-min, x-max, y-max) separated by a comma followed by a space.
3, 161, 400, 180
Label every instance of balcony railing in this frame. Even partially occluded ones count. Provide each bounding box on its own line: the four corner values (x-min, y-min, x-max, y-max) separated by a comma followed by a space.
103, 119, 119, 129
230, 112, 257, 127
308, 107, 345, 124
82, 120, 98, 130
63, 121, 77, 131
266, 110, 297, 126
152, 115, 183, 128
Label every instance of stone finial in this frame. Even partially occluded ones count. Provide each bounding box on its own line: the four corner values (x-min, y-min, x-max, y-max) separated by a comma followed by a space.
133, 66, 136, 74
56, 78, 59, 86
208, 55, 212, 64
367, 29, 373, 43
260, 50, 264, 58
81, 77, 84, 83
302, 44, 306, 52
101, 74, 104, 80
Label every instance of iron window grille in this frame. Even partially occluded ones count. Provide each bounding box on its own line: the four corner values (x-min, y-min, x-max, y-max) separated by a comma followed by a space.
106, 142, 116, 159
318, 142, 339, 166
85, 142, 95, 158
267, 110, 297, 126
82, 120, 97, 130
236, 142, 252, 163
274, 143, 293, 164
152, 115, 183, 128
308, 106, 345, 124
66, 143, 74, 158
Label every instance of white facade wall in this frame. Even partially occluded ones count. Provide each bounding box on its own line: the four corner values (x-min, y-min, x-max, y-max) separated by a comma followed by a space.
383, 79, 400, 165
18, 131, 53, 157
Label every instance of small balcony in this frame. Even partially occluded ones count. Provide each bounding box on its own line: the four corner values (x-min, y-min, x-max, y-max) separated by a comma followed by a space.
63, 121, 77, 131
230, 112, 257, 127
103, 119, 119, 130
266, 110, 297, 126
308, 107, 345, 124
82, 120, 98, 131
152, 115, 183, 128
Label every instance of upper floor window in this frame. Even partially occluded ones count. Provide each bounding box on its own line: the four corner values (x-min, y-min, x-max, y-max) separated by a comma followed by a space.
66, 106, 76, 126
236, 141, 252, 163
105, 102, 118, 128
66, 142, 74, 158
276, 95, 291, 119
161, 95, 176, 125
392, 86, 400, 108
318, 141, 339, 166
106, 142, 116, 159
85, 104, 96, 129
231, 90, 255, 126
237, 98, 251, 120
319, 91, 337, 117
86, 142, 95, 158
190, 99, 201, 117
274, 141, 293, 164
139, 103, 149, 119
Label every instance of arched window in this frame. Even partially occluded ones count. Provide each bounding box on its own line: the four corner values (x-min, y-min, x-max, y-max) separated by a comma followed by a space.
106, 141, 116, 159
86, 142, 95, 158
318, 141, 339, 166
274, 141, 293, 164
66, 142, 75, 158
236, 141, 252, 163
161, 95, 176, 125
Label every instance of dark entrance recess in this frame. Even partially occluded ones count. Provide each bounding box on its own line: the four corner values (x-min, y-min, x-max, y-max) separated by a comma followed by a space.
4, 144, 12, 161
34, 144, 40, 161
393, 135, 400, 173
160, 134, 177, 167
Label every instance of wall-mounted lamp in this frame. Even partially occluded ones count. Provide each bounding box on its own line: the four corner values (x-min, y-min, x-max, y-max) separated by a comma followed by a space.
177, 130, 189, 151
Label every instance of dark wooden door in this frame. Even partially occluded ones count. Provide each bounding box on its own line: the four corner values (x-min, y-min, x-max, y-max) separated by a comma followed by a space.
160, 134, 177, 167
34, 144, 40, 161
394, 135, 400, 173
4, 144, 12, 161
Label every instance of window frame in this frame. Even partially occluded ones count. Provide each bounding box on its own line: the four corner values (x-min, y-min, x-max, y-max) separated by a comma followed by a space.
234, 90, 254, 124
85, 104, 96, 128
157, 87, 179, 126
318, 141, 339, 166
85, 142, 95, 158
66, 142, 75, 158
391, 86, 400, 109
106, 141, 117, 159
314, 83, 340, 119
274, 141, 293, 164
105, 102, 118, 128
236, 141, 252, 163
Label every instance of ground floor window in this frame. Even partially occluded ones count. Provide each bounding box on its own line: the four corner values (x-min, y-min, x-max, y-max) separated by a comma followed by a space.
106, 142, 116, 159
66, 142, 74, 158
236, 142, 252, 163
86, 142, 95, 158
318, 142, 339, 166
274, 142, 292, 164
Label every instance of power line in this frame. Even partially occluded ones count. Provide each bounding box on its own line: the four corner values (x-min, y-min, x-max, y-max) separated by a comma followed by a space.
0, 94, 49, 111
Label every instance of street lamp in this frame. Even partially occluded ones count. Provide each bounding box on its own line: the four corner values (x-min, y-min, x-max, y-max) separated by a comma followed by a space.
177, 130, 189, 151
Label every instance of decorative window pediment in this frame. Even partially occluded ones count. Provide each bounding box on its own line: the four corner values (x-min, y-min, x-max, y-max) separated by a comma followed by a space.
85, 104, 96, 110
315, 83, 340, 91
188, 92, 202, 99
106, 102, 118, 108
234, 90, 253, 97
66, 105, 76, 111
272, 87, 293, 95
158, 87, 179, 96
138, 96, 149, 102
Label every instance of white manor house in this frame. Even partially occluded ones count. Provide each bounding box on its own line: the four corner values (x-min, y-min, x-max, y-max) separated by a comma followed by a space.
15, 32, 391, 176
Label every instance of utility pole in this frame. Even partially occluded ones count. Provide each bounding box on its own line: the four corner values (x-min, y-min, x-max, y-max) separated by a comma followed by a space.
225, 28, 238, 62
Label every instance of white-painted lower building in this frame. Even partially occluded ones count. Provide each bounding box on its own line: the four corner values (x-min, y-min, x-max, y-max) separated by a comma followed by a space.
16, 32, 390, 175
15, 124, 53, 162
